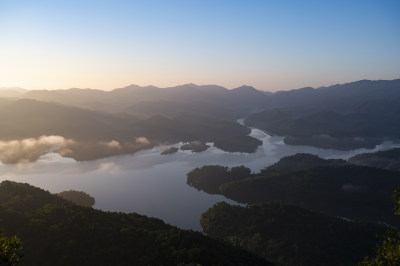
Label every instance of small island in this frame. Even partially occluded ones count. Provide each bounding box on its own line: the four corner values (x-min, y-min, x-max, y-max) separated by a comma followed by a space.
187, 165, 251, 194
180, 141, 210, 153
160, 147, 179, 155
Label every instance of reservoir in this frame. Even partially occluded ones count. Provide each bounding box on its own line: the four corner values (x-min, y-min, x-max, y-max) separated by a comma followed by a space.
0, 127, 398, 231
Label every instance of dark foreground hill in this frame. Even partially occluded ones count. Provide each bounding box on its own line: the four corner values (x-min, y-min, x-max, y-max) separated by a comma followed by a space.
0, 181, 269, 266
201, 202, 385, 266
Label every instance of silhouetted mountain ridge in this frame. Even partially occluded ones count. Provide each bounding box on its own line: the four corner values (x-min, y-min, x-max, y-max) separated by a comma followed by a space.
22, 83, 270, 119
266, 79, 400, 112
246, 79, 400, 149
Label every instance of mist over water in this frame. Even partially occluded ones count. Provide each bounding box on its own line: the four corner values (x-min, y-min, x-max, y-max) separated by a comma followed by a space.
1, 127, 399, 231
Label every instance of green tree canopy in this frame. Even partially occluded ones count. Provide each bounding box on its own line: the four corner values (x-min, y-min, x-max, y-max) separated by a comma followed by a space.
0, 231, 23, 266
360, 188, 400, 265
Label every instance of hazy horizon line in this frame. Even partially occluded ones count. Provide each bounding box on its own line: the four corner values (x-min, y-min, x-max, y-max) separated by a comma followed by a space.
1, 77, 400, 93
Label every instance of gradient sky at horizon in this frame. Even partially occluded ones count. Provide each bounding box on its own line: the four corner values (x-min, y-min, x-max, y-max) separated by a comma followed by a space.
1, 0, 399, 92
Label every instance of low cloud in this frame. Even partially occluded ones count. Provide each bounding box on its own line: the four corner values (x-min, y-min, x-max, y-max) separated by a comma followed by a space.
0, 136, 74, 164
135, 137, 150, 145
0, 136, 153, 164
98, 162, 122, 174
101, 140, 122, 149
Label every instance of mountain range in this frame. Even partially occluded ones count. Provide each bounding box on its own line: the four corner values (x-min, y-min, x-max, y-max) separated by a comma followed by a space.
22, 83, 270, 119
0, 78, 399, 162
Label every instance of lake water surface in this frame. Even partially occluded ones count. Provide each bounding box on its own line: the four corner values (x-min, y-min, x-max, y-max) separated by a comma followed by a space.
1, 127, 399, 231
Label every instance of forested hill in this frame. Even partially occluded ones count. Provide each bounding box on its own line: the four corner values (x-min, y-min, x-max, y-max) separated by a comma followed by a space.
187, 153, 400, 226
186, 153, 400, 265
348, 148, 400, 171
218, 165, 400, 225
201, 202, 386, 266
0, 181, 270, 266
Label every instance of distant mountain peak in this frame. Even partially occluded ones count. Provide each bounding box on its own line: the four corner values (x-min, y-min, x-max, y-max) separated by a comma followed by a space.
116, 84, 144, 90
231, 85, 263, 95
234, 85, 257, 90
183, 83, 198, 87
144, 85, 159, 89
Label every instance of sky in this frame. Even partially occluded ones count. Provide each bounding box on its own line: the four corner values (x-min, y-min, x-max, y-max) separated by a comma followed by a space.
0, 0, 399, 92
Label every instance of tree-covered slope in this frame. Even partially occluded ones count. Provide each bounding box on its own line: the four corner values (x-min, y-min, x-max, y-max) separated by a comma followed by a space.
186, 154, 347, 196
201, 202, 386, 266
187, 154, 400, 226
260, 153, 347, 174
349, 148, 400, 171
56, 190, 96, 207
222, 165, 400, 226
0, 181, 270, 266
